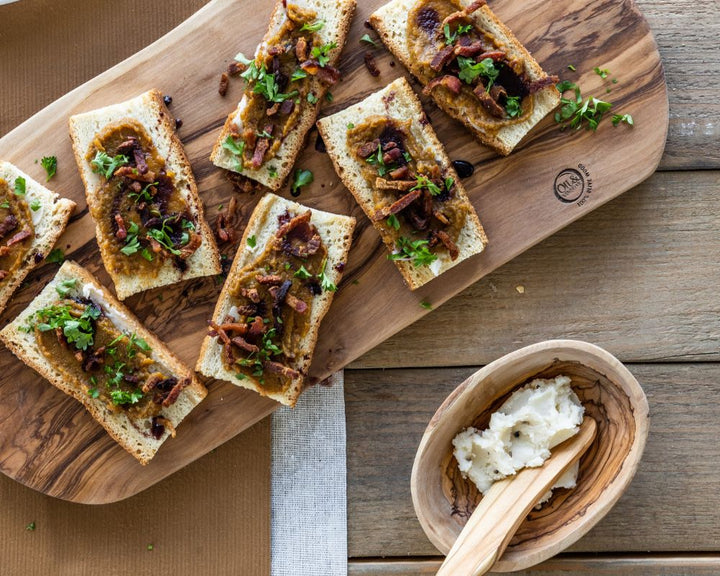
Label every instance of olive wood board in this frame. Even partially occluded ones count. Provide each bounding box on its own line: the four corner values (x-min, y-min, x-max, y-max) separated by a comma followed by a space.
0, 0, 667, 503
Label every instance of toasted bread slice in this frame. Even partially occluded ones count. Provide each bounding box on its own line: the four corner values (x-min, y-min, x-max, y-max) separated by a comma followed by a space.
0, 261, 207, 465
370, 0, 560, 155
196, 193, 355, 407
317, 77, 487, 290
210, 0, 356, 190
0, 162, 75, 315
69, 89, 221, 300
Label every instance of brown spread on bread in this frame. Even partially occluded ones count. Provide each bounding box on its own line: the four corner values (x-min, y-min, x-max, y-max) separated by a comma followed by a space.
347, 117, 468, 264
211, 210, 331, 394
407, 0, 557, 132
32, 297, 188, 437
0, 178, 35, 282
227, 4, 341, 170
86, 121, 202, 276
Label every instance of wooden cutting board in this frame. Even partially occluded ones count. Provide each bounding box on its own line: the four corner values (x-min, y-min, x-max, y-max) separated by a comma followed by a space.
0, 0, 667, 503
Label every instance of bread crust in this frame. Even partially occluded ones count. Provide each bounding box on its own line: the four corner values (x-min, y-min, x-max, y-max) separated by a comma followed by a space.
195, 193, 355, 407
68, 89, 221, 300
370, 0, 561, 155
210, 0, 357, 190
0, 261, 207, 465
316, 77, 487, 290
0, 162, 76, 316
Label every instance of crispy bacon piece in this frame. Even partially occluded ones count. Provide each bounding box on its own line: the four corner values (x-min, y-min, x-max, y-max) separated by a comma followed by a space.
475, 50, 506, 61
162, 378, 189, 407
178, 232, 202, 260
489, 84, 508, 103
133, 147, 148, 174
6, 227, 31, 247
382, 147, 403, 164
231, 336, 260, 354
364, 52, 380, 77
372, 189, 422, 221
454, 42, 494, 58
262, 360, 300, 379
0, 214, 18, 240
113, 166, 156, 183
266, 102, 281, 116
435, 229, 460, 260
279, 99, 295, 115
228, 61, 244, 76
250, 124, 274, 169
295, 36, 308, 61
256, 274, 284, 285
423, 75, 462, 96
215, 196, 241, 244
114, 213, 127, 240
218, 72, 230, 97
463, 0, 487, 15
317, 65, 341, 85
248, 316, 266, 337
285, 293, 308, 314
142, 373, 166, 394
82, 346, 106, 372
525, 75, 560, 94
433, 209, 450, 225
388, 165, 410, 180
357, 139, 380, 158
473, 84, 506, 118
375, 178, 416, 192
0, 270, 7, 280
430, 45, 456, 72
115, 137, 137, 157
241, 287, 261, 303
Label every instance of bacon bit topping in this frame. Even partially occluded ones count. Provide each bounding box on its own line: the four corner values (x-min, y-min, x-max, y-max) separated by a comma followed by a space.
430, 45, 456, 72
114, 213, 127, 240
388, 165, 410, 180
316, 65, 341, 85
375, 178, 416, 192
433, 209, 450, 225
228, 61, 244, 76
142, 373, 166, 394
250, 124, 274, 169
266, 101, 281, 116
357, 139, 381, 158
0, 214, 18, 240
133, 147, 149, 174
231, 336, 260, 353
382, 147, 403, 164
262, 360, 300, 379
423, 75, 462, 96
178, 233, 202, 260
372, 188, 422, 221
525, 75, 561, 93
276, 210, 321, 258
6, 227, 31, 247
215, 196, 241, 244
82, 346, 106, 372
248, 316, 266, 337
241, 287, 261, 303
473, 50, 506, 61
435, 229, 460, 260
364, 52, 381, 77
0, 270, 7, 280
162, 378, 189, 407
256, 274, 284, 285
473, 84, 506, 118
279, 99, 295, 115
295, 36, 308, 61
113, 166, 156, 183
285, 292, 308, 314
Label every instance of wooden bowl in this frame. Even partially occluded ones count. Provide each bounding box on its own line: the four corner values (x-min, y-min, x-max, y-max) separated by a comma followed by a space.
411, 340, 650, 572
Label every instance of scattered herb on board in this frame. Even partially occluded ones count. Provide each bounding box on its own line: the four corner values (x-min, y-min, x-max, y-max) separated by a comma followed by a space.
291, 169, 313, 196
612, 113, 634, 127
360, 33, 378, 47
555, 81, 614, 131
389, 236, 437, 267
567, 64, 576, 71
300, 20, 325, 32
13, 177, 26, 196
593, 66, 610, 79
147, 544, 154, 551
26, 522, 35, 532
325, 91, 333, 103
420, 300, 433, 310
40, 156, 57, 181
46, 248, 65, 264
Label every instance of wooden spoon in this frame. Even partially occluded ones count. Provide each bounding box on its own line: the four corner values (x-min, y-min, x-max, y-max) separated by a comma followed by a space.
436, 416, 597, 576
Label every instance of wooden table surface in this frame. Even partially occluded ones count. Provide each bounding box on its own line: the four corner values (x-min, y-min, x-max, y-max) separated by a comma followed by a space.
1, 0, 718, 575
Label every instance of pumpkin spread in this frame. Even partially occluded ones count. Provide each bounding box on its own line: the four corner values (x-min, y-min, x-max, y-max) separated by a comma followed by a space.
0, 177, 35, 283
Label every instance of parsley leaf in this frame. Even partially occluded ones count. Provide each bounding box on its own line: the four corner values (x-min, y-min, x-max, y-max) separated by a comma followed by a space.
290, 69, 308, 82
294, 265, 312, 279
222, 135, 245, 171
612, 113, 634, 127
457, 57, 498, 90
411, 175, 442, 196
389, 236, 437, 267
46, 248, 64, 264
110, 388, 143, 406
420, 300, 433, 310
593, 66, 610, 79
55, 278, 77, 297
0, 201, 9, 209
40, 156, 57, 181
347, 123, 355, 129
247, 235, 257, 248
311, 42, 337, 67
567, 64, 576, 71
360, 33, 378, 47
30, 199, 41, 211
300, 20, 325, 32
443, 22, 472, 45
35, 303, 100, 351
505, 96, 522, 118
91, 151, 129, 179
13, 177, 26, 196
291, 169, 313, 196
317, 258, 336, 292
555, 81, 613, 131
307, 92, 318, 104
386, 214, 400, 231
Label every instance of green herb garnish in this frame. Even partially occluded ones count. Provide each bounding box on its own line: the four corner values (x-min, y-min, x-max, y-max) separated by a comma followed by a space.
457, 57, 498, 90
40, 156, 57, 181
294, 265, 312, 279
291, 169, 314, 196
13, 177, 26, 196
46, 248, 64, 264
505, 96, 521, 118
317, 257, 336, 292
411, 174, 442, 196
389, 236, 437, 267
386, 214, 400, 231
290, 69, 308, 82
555, 81, 613, 131
567, 64, 576, 71
34, 303, 100, 351
109, 388, 143, 406
222, 135, 245, 171
129, 181, 157, 204
443, 22, 472, 45
26, 522, 35, 531
121, 222, 141, 256
360, 33, 378, 47
593, 66, 610, 79
612, 113, 634, 127
307, 92, 319, 104
347, 123, 355, 129
247, 235, 257, 248
311, 42, 337, 67
420, 300, 433, 310
90, 151, 129, 179
300, 20, 325, 32
55, 278, 77, 297
30, 199, 41, 211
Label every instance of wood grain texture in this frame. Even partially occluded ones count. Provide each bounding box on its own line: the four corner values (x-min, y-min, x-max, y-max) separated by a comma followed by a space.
0, 0, 667, 502
348, 556, 720, 575
346, 363, 720, 557
352, 170, 720, 368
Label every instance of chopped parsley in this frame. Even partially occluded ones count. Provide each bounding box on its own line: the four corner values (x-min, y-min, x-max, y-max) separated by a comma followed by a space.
389, 236, 437, 267
238, 59, 299, 103
443, 22, 472, 45
593, 66, 610, 79
294, 265, 312, 279
0, 201, 9, 209
347, 123, 355, 129
256, 130, 273, 139
291, 169, 313, 196
236, 328, 283, 378
567, 64, 576, 71
222, 135, 245, 171
13, 176, 26, 196
365, 144, 389, 176
457, 57, 498, 90
126, 332, 151, 357
317, 257, 336, 292
268, 166, 278, 178
386, 214, 400, 231
109, 388, 143, 406
612, 113, 634, 127
121, 222, 141, 256
411, 175, 442, 196
311, 42, 337, 67
129, 181, 157, 204
300, 20, 325, 32
46, 248, 64, 264
40, 156, 57, 181
505, 96, 521, 118
307, 92, 319, 104
360, 33, 378, 47
34, 303, 101, 351
555, 81, 613, 131
420, 300, 433, 310
325, 91, 333, 103
90, 151, 129, 179
88, 387, 100, 399
55, 278, 77, 297
247, 235, 257, 248
26, 522, 36, 532
290, 69, 308, 82
30, 199, 41, 211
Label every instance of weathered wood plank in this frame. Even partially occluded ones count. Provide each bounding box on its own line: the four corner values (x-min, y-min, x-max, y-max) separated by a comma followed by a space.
349, 556, 720, 575
346, 364, 720, 557
352, 170, 720, 369
1, 0, 716, 170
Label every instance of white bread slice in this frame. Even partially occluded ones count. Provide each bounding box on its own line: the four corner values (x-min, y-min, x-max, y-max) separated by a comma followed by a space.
210, 0, 357, 190
316, 77, 487, 290
69, 89, 221, 300
370, 0, 560, 155
0, 260, 207, 465
196, 193, 355, 407
0, 162, 76, 316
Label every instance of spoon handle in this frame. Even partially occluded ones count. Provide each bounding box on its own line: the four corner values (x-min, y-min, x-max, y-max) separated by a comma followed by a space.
436, 417, 597, 576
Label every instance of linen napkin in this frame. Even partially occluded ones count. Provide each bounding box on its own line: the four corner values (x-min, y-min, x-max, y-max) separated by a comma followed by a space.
271, 372, 347, 576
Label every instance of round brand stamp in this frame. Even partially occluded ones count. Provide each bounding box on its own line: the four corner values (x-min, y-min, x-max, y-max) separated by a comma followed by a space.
553, 168, 585, 203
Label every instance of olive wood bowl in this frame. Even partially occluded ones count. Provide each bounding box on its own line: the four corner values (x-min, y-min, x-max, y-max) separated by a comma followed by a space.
410, 340, 650, 572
